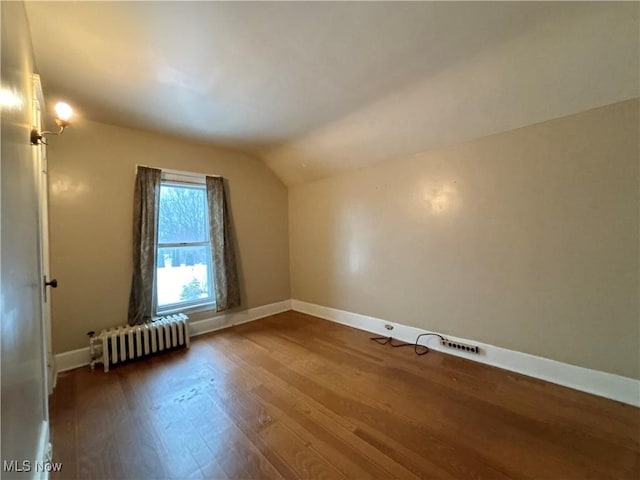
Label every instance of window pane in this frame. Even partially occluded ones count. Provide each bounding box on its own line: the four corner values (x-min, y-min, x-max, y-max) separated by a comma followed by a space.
158, 184, 208, 243
157, 246, 213, 308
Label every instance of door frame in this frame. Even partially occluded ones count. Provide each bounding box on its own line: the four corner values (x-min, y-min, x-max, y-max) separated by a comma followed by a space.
32, 74, 55, 395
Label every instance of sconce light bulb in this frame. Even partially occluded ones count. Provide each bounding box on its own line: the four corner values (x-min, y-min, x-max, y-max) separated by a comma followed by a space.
54, 102, 73, 121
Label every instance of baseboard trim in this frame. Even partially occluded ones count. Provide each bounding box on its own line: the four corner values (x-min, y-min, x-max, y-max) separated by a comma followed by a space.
53, 298, 639, 406
189, 299, 292, 337
291, 299, 640, 407
54, 300, 292, 373
54, 347, 92, 374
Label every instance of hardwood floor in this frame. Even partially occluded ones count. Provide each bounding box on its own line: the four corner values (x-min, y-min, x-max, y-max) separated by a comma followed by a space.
49, 311, 640, 479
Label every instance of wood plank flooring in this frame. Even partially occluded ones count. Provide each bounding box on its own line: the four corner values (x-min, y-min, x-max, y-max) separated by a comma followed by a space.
49, 311, 640, 479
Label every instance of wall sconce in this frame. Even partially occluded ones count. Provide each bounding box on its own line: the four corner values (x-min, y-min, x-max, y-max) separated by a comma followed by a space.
31, 102, 73, 145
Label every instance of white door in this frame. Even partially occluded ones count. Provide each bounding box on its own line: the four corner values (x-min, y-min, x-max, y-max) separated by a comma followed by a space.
0, 3, 51, 471
33, 74, 56, 394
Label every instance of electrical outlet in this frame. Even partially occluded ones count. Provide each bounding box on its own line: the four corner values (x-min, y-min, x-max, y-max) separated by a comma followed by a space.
384, 324, 394, 330
440, 339, 480, 354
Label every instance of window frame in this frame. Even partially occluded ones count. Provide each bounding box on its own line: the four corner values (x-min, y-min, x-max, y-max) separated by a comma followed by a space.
155, 176, 215, 315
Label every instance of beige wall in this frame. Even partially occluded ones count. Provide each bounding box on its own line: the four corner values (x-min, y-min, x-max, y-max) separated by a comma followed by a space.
289, 99, 640, 379
47, 99, 639, 380
47, 120, 290, 353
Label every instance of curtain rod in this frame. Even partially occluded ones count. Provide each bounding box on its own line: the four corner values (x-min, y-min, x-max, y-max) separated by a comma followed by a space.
135, 164, 222, 178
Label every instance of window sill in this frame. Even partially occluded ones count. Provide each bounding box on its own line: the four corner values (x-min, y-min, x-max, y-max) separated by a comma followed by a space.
156, 302, 216, 317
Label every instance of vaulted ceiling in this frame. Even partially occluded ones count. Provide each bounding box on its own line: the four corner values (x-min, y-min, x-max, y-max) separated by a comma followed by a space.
25, 1, 639, 185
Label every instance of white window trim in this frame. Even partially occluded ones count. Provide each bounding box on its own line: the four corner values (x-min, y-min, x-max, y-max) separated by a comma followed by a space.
155, 176, 216, 315
135, 164, 221, 182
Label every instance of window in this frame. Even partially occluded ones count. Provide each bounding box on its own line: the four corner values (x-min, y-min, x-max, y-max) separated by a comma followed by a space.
155, 178, 214, 313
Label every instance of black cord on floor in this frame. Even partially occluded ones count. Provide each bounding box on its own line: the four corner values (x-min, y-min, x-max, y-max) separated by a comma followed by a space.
370, 332, 445, 356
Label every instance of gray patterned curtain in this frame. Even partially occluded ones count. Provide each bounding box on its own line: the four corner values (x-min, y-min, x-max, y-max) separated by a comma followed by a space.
128, 166, 161, 325
206, 176, 241, 311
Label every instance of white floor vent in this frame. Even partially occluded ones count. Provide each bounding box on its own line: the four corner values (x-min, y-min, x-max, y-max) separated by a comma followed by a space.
88, 314, 189, 372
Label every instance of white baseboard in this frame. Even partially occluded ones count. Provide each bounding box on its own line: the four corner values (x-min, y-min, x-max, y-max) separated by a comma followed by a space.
291, 299, 640, 407
53, 298, 639, 407
189, 299, 292, 337
54, 300, 292, 373
54, 346, 92, 374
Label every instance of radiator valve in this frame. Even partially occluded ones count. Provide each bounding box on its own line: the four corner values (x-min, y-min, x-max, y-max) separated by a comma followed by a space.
87, 331, 104, 371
